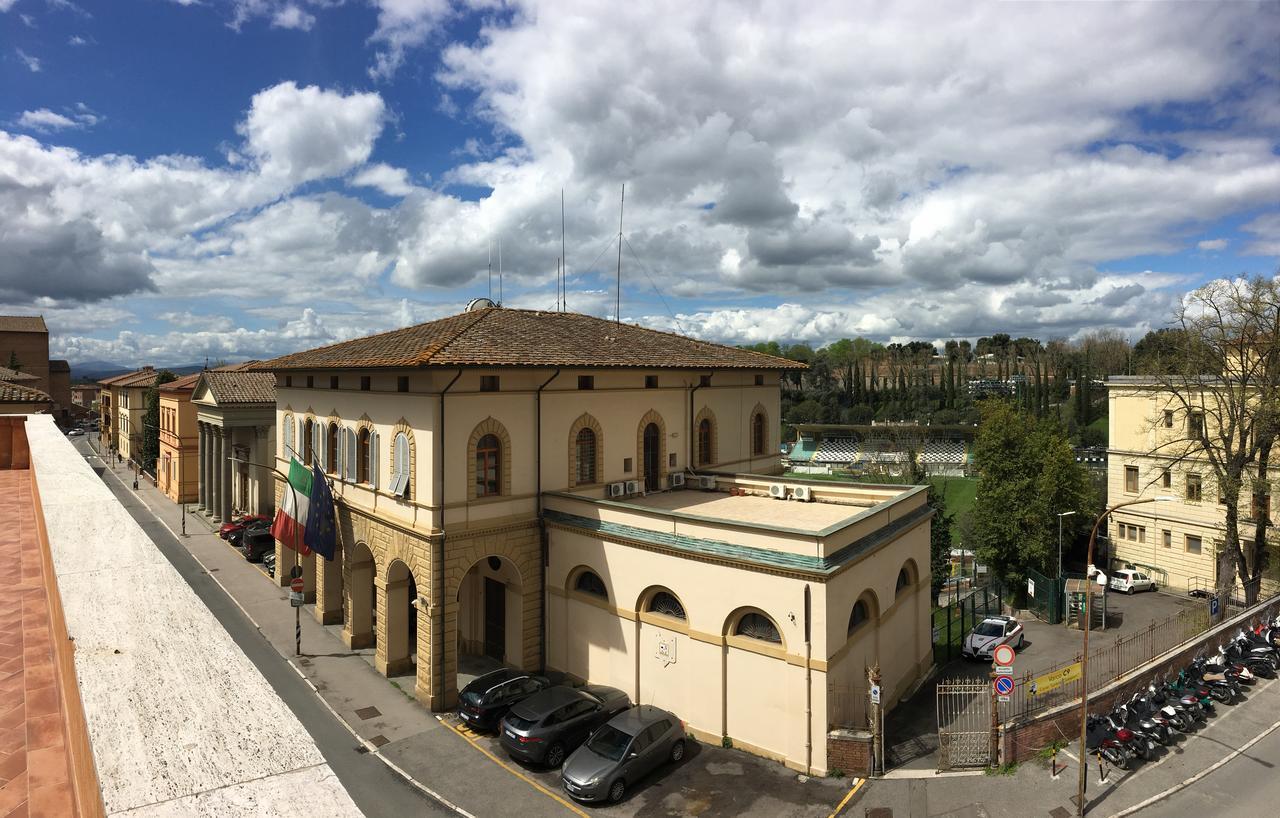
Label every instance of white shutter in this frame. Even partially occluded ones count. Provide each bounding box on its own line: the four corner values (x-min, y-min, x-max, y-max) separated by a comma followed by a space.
283, 417, 292, 459
345, 429, 356, 481
312, 423, 321, 468
391, 433, 409, 496
369, 431, 379, 489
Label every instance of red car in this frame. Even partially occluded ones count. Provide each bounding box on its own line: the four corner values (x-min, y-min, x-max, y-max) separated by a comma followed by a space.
219, 514, 272, 539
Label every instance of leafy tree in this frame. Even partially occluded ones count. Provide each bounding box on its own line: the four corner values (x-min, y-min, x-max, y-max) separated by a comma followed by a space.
1133, 328, 1191, 375
139, 371, 177, 474
971, 401, 1094, 591
6, 351, 20, 372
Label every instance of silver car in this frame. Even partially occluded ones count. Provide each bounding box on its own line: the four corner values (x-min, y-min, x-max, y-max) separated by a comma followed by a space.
560, 705, 686, 803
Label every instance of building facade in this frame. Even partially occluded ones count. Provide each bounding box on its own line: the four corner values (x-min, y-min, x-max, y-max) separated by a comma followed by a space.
258, 307, 933, 775
108, 368, 158, 464
157, 373, 200, 504
0, 316, 72, 424
1107, 377, 1276, 596
193, 367, 276, 523
71, 385, 100, 408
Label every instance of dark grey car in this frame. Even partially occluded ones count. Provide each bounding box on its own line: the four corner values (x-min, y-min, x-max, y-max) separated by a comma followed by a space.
500, 684, 630, 767
560, 705, 686, 803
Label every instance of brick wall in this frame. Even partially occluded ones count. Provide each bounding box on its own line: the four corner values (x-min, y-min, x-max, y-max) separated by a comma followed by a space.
827, 728, 873, 777
1002, 595, 1280, 763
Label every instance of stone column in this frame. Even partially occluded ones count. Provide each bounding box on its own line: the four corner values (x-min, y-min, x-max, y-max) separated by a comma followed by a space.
376, 574, 413, 676
204, 423, 215, 517
220, 427, 233, 524
211, 427, 222, 521
313, 542, 344, 626
196, 423, 206, 511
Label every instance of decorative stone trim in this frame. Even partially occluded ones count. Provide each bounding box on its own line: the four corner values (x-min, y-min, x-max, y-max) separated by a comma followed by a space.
694, 406, 718, 467
749, 402, 769, 455
466, 417, 513, 501
390, 418, 417, 501
567, 413, 603, 487
635, 409, 668, 489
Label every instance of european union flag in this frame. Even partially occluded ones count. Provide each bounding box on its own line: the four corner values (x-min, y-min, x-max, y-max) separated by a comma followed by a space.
304, 463, 337, 561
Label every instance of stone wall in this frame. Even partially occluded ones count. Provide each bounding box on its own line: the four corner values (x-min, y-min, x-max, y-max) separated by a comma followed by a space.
827, 729, 873, 777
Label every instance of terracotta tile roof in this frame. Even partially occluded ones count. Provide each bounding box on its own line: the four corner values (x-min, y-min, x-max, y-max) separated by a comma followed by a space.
115, 369, 160, 389
158, 371, 202, 392
200, 370, 276, 404
257, 308, 806, 371
0, 381, 52, 403
0, 315, 48, 332
0, 365, 40, 382
98, 366, 155, 388
214, 360, 262, 372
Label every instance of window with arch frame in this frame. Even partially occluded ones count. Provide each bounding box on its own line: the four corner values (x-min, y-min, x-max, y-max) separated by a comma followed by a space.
848, 599, 870, 635
575, 427, 597, 485
697, 417, 712, 465
734, 611, 782, 644
573, 570, 608, 599
648, 590, 685, 620
357, 428, 370, 483
895, 567, 912, 596
751, 411, 766, 455
476, 433, 501, 497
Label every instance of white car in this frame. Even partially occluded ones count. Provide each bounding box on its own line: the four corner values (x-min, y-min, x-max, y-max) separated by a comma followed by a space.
962, 615, 1024, 660
66, 428, 83, 437
1110, 569, 1157, 594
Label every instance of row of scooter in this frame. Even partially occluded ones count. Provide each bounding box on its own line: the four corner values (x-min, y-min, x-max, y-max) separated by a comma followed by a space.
1085, 619, 1280, 770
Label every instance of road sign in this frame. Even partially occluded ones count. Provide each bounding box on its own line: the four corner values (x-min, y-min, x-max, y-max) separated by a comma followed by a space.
997, 695, 1010, 703
994, 665, 1013, 674
289, 590, 305, 607
1027, 577, 1036, 596
290, 577, 304, 594
993, 675, 1014, 696
1029, 662, 1082, 696
1210, 597, 1220, 617
992, 644, 1016, 666
870, 684, 881, 705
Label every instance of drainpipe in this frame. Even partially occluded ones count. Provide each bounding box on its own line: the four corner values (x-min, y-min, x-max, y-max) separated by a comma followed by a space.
804, 583, 813, 775
437, 368, 463, 708
536, 368, 561, 673
689, 372, 711, 469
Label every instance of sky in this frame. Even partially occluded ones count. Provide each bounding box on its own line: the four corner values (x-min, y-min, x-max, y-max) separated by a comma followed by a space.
1, 0, 1278, 368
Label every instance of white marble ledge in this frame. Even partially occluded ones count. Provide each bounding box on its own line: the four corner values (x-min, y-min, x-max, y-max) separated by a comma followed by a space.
109, 763, 363, 818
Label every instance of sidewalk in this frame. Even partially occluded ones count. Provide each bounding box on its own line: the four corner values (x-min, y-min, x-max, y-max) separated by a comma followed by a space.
84, 442, 574, 818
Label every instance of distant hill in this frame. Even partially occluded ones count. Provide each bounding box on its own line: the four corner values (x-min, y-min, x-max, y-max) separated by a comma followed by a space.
72, 362, 208, 382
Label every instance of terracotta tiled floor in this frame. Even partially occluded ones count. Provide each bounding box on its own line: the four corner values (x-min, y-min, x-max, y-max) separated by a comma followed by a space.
0, 470, 78, 818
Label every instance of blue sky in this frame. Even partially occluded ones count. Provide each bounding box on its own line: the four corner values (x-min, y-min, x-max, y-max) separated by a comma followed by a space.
1, 0, 1278, 367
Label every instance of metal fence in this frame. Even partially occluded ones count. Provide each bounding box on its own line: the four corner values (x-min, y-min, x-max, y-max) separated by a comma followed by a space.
936, 680, 992, 770
931, 584, 1005, 664
1025, 568, 1064, 625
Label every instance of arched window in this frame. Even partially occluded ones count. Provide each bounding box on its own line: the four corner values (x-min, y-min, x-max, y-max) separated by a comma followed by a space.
576, 427, 597, 485
735, 612, 782, 644
303, 418, 314, 465
574, 570, 608, 599
389, 431, 411, 498
357, 428, 370, 483
896, 567, 911, 597
752, 411, 766, 456
848, 600, 869, 636
648, 591, 685, 620
697, 418, 712, 465
283, 415, 294, 459
476, 433, 501, 497
327, 423, 339, 474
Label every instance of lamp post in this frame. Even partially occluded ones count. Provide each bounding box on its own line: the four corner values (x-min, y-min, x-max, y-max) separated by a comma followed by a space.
1076, 494, 1174, 815
230, 455, 303, 656
1057, 510, 1077, 579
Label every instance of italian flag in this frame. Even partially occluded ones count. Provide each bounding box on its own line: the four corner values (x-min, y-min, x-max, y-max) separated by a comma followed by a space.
271, 458, 312, 556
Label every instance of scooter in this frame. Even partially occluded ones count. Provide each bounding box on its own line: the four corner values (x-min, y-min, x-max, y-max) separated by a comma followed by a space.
1162, 675, 1212, 722
1085, 714, 1132, 771
1236, 629, 1280, 670
1104, 703, 1162, 756
1225, 635, 1278, 679
1206, 642, 1256, 686
1186, 655, 1240, 703
1115, 695, 1171, 746
1148, 677, 1200, 732
1129, 691, 1183, 738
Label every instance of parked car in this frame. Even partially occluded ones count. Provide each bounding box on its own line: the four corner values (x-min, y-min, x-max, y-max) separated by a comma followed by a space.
220, 513, 272, 540
66, 428, 84, 437
962, 615, 1024, 660
263, 551, 276, 578
500, 684, 631, 767
458, 669, 550, 732
228, 519, 271, 548
561, 705, 686, 804
1110, 569, 1157, 594
241, 530, 275, 562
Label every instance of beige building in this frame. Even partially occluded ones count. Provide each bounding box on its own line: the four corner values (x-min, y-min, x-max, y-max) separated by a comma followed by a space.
1107, 377, 1274, 596
258, 306, 933, 775
158, 372, 200, 504
0, 315, 72, 424
193, 365, 276, 523
101, 367, 158, 464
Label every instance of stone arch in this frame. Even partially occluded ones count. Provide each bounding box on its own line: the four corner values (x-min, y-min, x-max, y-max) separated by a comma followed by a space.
355, 415, 376, 485
750, 402, 770, 456
343, 540, 378, 651
847, 589, 880, 639
325, 411, 343, 474
637, 584, 686, 622
895, 558, 920, 599
566, 564, 611, 601
281, 410, 296, 460
694, 406, 718, 467
390, 419, 417, 501
467, 417, 513, 500
379, 558, 420, 676
723, 605, 787, 650
636, 410, 668, 491
568, 413, 604, 487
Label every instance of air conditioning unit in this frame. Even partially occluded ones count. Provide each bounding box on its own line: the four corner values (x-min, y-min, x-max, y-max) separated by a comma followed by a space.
669, 472, 686, 488
608, 482, 626, 498
768, 483, 787, 500
697, 475, 716, 490
792, 485, 813, 502
625, 480, 642, 495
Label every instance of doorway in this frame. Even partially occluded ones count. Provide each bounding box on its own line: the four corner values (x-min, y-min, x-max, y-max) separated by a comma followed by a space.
484, 577, 505, 661
643, 422, 660, 491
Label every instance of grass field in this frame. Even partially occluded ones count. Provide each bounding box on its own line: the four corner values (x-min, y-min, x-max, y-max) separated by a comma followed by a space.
783, 471, 978, 520
1086, 414, 1109, 445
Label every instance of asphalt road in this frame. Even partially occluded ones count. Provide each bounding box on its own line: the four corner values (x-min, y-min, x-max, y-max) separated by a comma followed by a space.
84, 443, 446, 818
1135, 717, 1280, 817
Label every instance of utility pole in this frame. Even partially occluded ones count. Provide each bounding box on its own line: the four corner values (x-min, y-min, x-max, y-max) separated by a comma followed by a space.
615, 183, 624, 323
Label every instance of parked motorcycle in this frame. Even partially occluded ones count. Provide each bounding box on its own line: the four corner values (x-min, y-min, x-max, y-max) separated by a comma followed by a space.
1206, 642, 1257, 686
1129, 690, 1184, 738
1085, 714, 1132, 771
1114, 695, 1171, 746
1160, 675, 1211, 723
1224, 634, 1278, 679
1186, 655, 1240, 703
1149, 677, 1202, 731
1235, 629, 1280, 670
1101, 706, 1159, 758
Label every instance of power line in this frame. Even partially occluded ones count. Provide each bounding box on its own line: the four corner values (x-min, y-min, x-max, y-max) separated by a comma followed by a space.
623, 236, 686, 336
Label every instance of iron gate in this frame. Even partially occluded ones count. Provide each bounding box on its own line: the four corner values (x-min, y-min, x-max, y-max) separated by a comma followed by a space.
936, 680, 992, 770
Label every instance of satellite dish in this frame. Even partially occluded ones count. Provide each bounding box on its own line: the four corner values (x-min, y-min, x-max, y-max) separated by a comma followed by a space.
466, 297, 497, 312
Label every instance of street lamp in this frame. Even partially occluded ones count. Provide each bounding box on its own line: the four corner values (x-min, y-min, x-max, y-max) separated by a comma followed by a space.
1076, 494, 1175, 815
1057, 510, 1077, 579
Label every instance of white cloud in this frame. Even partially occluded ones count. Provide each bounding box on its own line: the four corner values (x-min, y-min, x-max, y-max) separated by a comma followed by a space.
15, 103, 101, 132
271, 3, 315, 30
349, 162, 415, 196
1198, 238, 1229, 251
0, 1, 20, 13
16, 48, 41, 72
68, 35, 87, 46
367, 0, 452, 81
1241, 213, 1280, 257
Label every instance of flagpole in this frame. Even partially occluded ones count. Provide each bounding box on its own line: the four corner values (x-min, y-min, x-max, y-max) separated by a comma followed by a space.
231, 455, 304, 655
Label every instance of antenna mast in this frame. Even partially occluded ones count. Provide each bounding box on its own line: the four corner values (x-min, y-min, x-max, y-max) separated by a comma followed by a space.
487, 238, 492, 301
615, 183, 625, 324
561, 188, 567, 312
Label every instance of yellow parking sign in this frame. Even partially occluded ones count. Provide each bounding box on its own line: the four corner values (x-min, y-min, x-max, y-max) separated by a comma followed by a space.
1029, 662, 1082, 696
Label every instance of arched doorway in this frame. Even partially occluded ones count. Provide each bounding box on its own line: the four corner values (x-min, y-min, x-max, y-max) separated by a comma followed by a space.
643, 423, 661, 491
456, 555, 523, 682
343, 542, 376, 650
381, 560, 417, 677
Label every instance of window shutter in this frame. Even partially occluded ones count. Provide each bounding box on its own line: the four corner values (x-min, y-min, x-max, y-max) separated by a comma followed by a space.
284, 417, 292, 459
370, 431, 379, 490
388, 432, 402, 494
346, 429, 356, 481
392, 433, 409, 496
